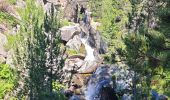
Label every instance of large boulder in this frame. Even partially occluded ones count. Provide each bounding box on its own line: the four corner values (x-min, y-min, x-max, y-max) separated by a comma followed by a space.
66, 35, 82, 51
60, 25, 81, 42
71, 74, 89, 87
61, 55, 85, 85
63, 55, 85, 72
77, 61, 100, 74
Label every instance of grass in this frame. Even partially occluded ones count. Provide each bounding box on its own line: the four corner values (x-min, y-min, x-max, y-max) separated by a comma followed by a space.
0, 11, 18, 27
6, 0, 17, 5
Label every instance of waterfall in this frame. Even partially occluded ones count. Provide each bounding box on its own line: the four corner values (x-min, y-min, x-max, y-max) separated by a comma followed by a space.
80, 32, 96, 61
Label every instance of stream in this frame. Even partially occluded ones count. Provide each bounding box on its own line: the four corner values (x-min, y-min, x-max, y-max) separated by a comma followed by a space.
61, 23, 134, 100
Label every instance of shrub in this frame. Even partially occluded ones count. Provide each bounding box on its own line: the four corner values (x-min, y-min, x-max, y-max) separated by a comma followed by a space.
0, 64, 17, 99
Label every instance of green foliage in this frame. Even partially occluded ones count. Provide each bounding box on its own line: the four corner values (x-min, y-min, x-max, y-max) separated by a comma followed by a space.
123, 0, 170, 98
60, 19, 74, 27
6, 0, 17, 5
17, 0, 44, 29
53, 81, 65, 91
0, 64, 17, 99
12, 0, 65, 99
66, 49, 79, 55
0, 11, 18, 27
95, 0, 170, 98
96, 0, 130, 63
66, 44, 85, 56
5, 34, 20, 51
124, 33, 149, 69
88, 0, 102, 20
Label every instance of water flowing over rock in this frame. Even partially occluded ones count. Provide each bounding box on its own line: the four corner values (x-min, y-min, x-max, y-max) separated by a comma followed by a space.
60, 21, 108, 99
85, 65, 134, 100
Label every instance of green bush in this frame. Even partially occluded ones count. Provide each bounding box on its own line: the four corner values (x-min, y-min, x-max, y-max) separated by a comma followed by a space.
0, 64, 17, 99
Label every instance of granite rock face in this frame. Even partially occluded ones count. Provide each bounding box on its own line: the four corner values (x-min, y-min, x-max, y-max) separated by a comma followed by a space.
60, 25, 81, 42
66, 35, 82, 51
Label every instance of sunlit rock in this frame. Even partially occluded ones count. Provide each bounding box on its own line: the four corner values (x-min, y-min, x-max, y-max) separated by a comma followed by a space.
60, 25, 81, 42
66, 35, 82, 51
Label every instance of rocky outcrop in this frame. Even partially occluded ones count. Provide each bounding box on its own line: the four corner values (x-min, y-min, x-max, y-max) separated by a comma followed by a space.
60, 25, 81, 42
78, 61, 100, 74
64, 0, 79, 22
66, 35, 82, 51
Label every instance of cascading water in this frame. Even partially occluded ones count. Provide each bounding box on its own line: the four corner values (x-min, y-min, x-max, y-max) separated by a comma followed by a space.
84, 65, 134, 100
79, 31, 96, 61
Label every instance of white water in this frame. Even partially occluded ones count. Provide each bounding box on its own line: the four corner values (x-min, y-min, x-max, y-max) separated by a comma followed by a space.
85, 82, 97, 100
80, 36, 96, 61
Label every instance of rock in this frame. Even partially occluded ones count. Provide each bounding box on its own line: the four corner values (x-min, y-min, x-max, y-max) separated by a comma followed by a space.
60, 25, 81, 42
159, 94, 168, 100
64, 90, 74, 98
0, 33, 7, 57
98, 38, 108, 54
10, 25, 20, 35
0, 48, 7, 58
71, 74, 89, 87
64, 0, 79, 22
122, 94, 132, 100
46, 0, 59, 4
78, 61, 99, 74
6, 50, 14, 67
89, 27, 108, 54
0, 56, 6, 63
80, 25, 108, 54
66, 35, 82, 51
0, 24, 8, 33
0, 33, 8, 46
68, 55, 85, 60
61, 55, 85, 86
115, 16, 121, 23
91, 21, 101, 30
80, 25, 90, 35
74, 89, 82, 95
16, 0, 26, 8
63, 55, 84, 72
